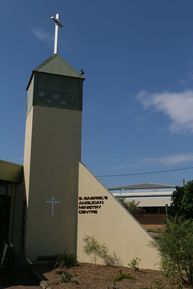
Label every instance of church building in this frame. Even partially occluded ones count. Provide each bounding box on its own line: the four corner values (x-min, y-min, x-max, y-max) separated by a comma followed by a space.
0, 15, 160, 270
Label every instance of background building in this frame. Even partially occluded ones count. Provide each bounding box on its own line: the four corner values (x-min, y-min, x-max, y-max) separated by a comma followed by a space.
109, 183, 176, 225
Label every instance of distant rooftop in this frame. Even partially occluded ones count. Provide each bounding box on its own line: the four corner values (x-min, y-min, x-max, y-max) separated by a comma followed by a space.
0, 160, 23, 183
109, 183, 176, 191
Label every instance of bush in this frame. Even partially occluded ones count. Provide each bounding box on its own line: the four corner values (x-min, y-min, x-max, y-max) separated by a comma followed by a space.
114, 270, 135, 281
59, 271, 73, 283
128, 257, 141, 271
83, 236, 121, 266
119, 199, 143, 217
106, 282, 119, 289
55, 252, 78, 268
155, 217, 193, 288
170, 180, 193, 219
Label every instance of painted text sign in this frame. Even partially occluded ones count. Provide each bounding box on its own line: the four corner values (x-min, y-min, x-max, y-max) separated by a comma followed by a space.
79, 196, 108, 214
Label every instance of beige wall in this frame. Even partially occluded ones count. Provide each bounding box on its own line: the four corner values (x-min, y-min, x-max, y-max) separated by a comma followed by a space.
24, 106, 33, 206
77, 163, 160, 270
24, 106, 81, 260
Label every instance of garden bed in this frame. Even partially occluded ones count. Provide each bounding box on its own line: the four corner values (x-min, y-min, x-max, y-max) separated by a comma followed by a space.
35, 262, 183, 289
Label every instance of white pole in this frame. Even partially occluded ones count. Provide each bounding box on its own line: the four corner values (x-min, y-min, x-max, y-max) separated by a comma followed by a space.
51, 13, 63, 54
54, 13, 59, 54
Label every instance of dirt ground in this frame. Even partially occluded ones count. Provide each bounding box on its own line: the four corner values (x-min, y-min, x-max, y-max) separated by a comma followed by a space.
35, 262, 184, 289
143, 224, 165, 240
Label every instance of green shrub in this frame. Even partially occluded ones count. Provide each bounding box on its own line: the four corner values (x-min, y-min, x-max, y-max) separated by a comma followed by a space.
59, 271, 73, 283
114, 270, 135, 281
55, 252, 78, 268
170, 180, 193, 219
83, 235, 102, 264
106, 282, 119, 289
154, 217, 193, 288
128, 257, 141, 271
119, 199, 143, 217
140, 280, 164, 289
83, 236, 120, 266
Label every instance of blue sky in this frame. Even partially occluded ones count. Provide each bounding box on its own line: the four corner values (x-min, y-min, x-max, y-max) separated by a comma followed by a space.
0, 0, 193, 187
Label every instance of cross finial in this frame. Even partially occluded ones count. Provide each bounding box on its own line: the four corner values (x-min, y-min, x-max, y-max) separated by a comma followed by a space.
51, 13, 63, 54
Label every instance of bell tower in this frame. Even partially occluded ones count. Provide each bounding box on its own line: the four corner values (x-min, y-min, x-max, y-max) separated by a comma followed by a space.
24, 49, 84, 259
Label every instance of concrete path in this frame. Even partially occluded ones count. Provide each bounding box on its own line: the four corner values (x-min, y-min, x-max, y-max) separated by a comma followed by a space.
0, 267, 39, 289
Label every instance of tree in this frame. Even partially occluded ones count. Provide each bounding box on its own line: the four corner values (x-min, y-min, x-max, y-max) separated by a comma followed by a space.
155, 217, 193, 288
170, 180, 193, 219
118, 199, 143, 217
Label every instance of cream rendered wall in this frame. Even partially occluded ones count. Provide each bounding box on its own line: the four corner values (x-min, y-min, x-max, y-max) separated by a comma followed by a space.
24, 106, 81, 261
24, 106, 33, 205
77, 163, 160, 270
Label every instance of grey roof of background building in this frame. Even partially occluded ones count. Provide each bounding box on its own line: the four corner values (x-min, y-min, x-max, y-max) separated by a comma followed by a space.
109, 183, 176, 191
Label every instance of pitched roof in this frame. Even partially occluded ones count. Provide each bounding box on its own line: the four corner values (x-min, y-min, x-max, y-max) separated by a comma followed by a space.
26, 54, 84, 90
109, 183, 176, 191
0, 160, 23, 183
34, 54, 84, 78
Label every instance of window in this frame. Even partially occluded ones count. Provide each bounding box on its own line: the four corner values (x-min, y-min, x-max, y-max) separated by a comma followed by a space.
0, 183, 8, 196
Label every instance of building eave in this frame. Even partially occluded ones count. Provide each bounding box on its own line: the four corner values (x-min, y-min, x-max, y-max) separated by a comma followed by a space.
0, 160, 23, 183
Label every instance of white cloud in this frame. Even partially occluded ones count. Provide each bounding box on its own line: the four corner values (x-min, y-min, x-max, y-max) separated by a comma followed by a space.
110, 153, 193, 174
31, 28, 53, 43
137, 90, 193, 133
144, 153, 193, 166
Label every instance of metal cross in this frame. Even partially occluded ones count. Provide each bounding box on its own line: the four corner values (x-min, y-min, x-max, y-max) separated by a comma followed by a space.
51, 13, 63, 54
46, 196, 60, 217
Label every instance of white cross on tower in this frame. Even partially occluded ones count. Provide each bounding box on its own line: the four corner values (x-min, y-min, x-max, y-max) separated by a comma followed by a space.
51, 13, 63, 54
46, 196, 60, 217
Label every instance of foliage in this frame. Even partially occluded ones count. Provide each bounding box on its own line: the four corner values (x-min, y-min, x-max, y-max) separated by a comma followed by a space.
114, 270, 135, 281
83, 235, 103, 264
140, 280, 164, 289
152, 279, 166, 289
106, 282, 119, 289
161, 257, 183, 289
55, 252, 78, 268
155, 217, 193, 288
59, 271, 73, 283
128, 257, 141, 271
103, 250, 121, 266
119, 199, 143, 217
170, 180, 193, 219
83, 236, 121, 266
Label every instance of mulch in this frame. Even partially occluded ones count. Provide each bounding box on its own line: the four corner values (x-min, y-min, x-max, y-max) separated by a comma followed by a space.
35, 262, 178, 289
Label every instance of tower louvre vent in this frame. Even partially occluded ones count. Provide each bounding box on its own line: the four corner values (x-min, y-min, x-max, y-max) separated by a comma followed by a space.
27, 71, 83, 113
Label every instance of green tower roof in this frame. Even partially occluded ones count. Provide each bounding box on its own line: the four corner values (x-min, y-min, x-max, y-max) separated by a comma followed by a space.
27, 54, 84, 90
34, 54, 84, 78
